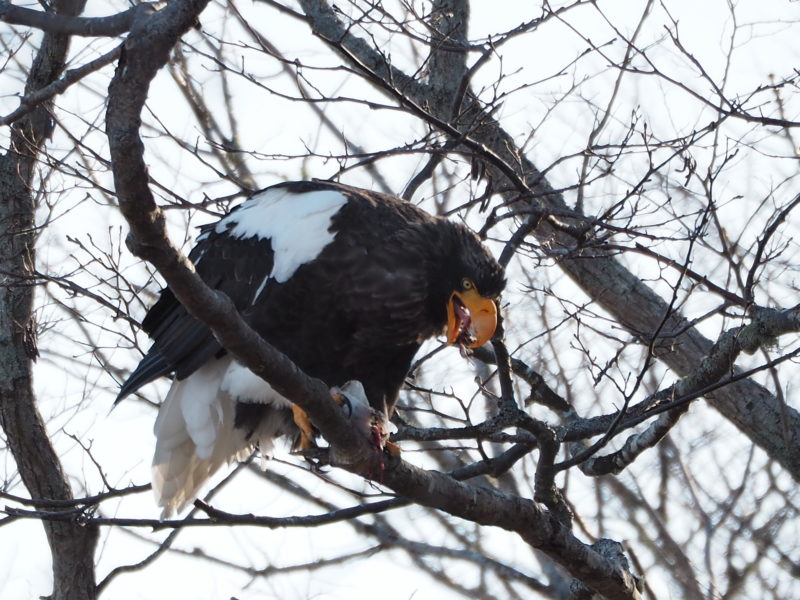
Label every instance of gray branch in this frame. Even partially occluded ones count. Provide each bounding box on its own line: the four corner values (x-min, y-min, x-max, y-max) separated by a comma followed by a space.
0, 44, 121, 127
579, 306, 800, 475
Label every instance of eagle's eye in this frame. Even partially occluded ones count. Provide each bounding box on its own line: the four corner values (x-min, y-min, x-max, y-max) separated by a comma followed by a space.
461, 278, 474, 291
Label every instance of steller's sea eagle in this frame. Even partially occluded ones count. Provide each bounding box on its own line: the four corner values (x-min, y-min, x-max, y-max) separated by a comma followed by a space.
117, 180, 505, 515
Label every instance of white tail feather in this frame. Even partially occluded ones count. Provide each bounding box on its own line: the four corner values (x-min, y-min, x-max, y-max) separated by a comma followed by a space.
152, 357, 249, 517
152, 356, 294, 517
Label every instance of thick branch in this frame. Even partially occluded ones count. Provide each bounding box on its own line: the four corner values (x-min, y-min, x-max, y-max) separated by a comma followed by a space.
106, 0, 378, 473
384, 461, 640, 599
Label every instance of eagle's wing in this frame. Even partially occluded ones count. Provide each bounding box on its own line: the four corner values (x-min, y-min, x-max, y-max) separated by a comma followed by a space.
116, 184, 348, 400
115, 228, 275, 400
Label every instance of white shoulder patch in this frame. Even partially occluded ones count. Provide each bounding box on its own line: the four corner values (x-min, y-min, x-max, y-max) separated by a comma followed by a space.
215, 187, 348, 284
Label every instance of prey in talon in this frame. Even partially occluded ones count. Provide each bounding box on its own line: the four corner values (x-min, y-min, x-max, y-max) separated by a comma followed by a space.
329, 380, 401, 480
290, 382, 383, 466
330, 381, 394, 455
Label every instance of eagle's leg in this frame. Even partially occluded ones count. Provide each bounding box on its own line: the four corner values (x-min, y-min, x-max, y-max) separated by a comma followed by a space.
291, 405, 317, 451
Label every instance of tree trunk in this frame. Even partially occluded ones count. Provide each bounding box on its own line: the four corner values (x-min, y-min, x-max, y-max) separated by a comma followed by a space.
0, 0, 98, 598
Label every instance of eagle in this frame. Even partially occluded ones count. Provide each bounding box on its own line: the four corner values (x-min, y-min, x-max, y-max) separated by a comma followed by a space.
117, 180, 505, 515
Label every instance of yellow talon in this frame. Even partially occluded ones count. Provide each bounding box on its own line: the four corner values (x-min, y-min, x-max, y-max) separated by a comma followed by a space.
292, 390, 352, 451
384, 440, 402, 458
291, 404, 316, 451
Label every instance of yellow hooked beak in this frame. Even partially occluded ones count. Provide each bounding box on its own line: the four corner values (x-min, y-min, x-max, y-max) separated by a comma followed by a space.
446, 287, 498, 348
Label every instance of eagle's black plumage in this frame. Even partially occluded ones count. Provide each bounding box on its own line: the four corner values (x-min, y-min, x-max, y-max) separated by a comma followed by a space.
118, 180, 505, 514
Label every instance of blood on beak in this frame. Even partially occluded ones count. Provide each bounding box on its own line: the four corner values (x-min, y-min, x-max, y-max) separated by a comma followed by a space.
446, 287, 498, 348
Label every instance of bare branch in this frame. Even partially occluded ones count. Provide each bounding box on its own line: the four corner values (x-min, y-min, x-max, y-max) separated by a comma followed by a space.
0, 1, 159, 37
0, 44, 121, 127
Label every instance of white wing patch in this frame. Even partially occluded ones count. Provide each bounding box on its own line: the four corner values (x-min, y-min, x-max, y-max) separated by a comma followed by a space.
216, 187, 348, 284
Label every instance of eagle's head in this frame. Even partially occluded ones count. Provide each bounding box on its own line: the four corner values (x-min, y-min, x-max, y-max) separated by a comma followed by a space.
429, 221, 506, 351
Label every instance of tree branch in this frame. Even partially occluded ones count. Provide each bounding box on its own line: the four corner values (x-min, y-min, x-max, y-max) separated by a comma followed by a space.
0, 44, 121, 127
0, 0, 99, 598
0, 0, 158, 37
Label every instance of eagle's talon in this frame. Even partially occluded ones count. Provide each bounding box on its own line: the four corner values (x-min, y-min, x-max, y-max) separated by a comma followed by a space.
384, 440, 402, 458
291, 404, 317, 452
292, 446, 330, 469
